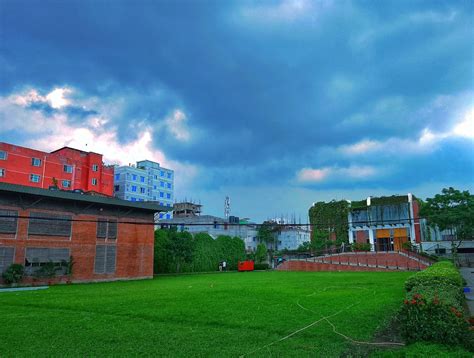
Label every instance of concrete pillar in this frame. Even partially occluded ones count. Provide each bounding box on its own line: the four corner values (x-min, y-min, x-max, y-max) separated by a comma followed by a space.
369, 229, 375, 251
408, 195, 417, 244
348, 230, 354, 244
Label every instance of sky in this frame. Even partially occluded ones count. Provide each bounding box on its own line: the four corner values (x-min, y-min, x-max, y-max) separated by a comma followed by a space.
0, 0, 473, 222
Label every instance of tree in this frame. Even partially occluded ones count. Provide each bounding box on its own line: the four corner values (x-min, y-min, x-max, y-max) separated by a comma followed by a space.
154, 229, 172, 273
166, 230, 194, 273
257, 221, 280, 264
254, 243, 267, 264
420, 187, 474, 259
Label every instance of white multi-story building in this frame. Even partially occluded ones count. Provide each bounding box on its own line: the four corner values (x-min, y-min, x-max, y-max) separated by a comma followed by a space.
114, 160, 174, 219
276, 227, 311, 251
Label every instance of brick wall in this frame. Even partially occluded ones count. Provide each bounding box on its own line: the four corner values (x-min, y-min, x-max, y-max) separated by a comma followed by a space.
0, 204, 154, 285
278, 252, 430, 272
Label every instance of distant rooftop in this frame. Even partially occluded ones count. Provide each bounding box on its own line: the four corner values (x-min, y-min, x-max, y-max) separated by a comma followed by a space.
49, 146, 103, 156
0, 182, 168, 213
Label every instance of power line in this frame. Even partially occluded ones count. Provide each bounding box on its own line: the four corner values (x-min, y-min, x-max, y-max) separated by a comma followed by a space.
0, 214, 427, 227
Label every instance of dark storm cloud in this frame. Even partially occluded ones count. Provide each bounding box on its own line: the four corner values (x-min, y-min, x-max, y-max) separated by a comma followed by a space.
0, 0, 473, 192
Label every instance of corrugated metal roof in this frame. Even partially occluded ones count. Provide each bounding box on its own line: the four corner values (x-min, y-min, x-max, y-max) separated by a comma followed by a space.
0, 182, 168, 213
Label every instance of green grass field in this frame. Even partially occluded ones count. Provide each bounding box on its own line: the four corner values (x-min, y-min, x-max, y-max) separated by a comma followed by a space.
0, 271, 468, 357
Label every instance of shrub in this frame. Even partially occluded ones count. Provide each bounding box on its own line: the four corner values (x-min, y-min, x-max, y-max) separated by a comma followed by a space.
254, 263, 270, 270
399, 290, 470, 345
352, 242, 371, 251
405, 261, 463, 292
399, 261, 473, 348
2, 264, 25, 284
34, 262, 58, 278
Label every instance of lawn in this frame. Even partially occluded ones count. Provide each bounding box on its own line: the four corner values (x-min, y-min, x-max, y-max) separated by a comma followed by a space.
0, 271, 434, 357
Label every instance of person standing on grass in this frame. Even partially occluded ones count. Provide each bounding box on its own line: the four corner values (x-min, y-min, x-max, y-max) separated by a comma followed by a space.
222, 261, 227, 271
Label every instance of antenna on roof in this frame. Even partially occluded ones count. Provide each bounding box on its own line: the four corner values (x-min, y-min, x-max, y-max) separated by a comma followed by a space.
224, 196, 230, 219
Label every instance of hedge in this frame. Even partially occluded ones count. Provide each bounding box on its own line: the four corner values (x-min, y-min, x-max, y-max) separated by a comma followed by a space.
399, 261, 473, 349
405, 261, 464, 292
154, 229, 246, 274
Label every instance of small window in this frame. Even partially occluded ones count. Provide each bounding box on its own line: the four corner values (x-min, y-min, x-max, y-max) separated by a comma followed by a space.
62, 180, 71, 188
0, 169, 5, 178
159, 213, 164, 219
24, 248, 70, 275
140, 187, 145, 193
64, 165, 73, 173
0, 210, 18, 234
140, 176, 145, 183
0, 247, 15, 273
114, 185, 120, 192
91, 178, 98, 185
131, 185, 137, 192
96, 219, 117, 240
30, 174, 41, 183
160, 171, 164, 177
166, 214, 171, 219
131, 197, 136, 202
96, 219, 107, 238
31, 158, 42, 166
115, 173, 120, 180
167, 183, 172, 189
28, 212, 72, 236
132, 174, 137, 181
153, 185, 157, 190
160, 181, 164, 187
0, 151, 7, 160
166, 193, 171, 199
92, 164, 98, 172
167, 172, 172, 179
159, 192, 164, 198
139, 198, 144, 202
94, 245, 116, 274
154, 175, 158, 179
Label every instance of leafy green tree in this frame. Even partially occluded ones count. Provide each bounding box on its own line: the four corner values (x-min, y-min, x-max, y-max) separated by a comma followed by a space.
421, 187, 474, 259
421, 187, 474, 241
154, 229, 172, 273
254, 243, 267, 264
192, 233, 219, 272
166, 230, 194, 273
215, 235, 246, 270
257, 221, 281, 265
257, 221, 279, 250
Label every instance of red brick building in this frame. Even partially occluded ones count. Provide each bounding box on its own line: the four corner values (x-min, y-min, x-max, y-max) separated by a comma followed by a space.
0, 182, 167, 285
0, 142, 114, 196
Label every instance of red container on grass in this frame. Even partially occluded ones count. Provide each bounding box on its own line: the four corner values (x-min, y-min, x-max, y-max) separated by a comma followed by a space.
238, 260, 254, 272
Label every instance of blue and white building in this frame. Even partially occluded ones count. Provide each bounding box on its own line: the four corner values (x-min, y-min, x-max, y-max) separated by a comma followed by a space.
114, 160, 174, 219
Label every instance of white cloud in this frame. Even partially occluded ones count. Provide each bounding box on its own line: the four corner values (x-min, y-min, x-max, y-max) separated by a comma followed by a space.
239, 0, 332, 24
452, 108, 474, 139
297, 165, 377, 183
165, 109, 191, 141
0, 87, 199, 192
46, 88, 71, 109
339, 102, 474, 157
298, 167, 331, 182
11, 87, 72, 109
340, 140, 380, 155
